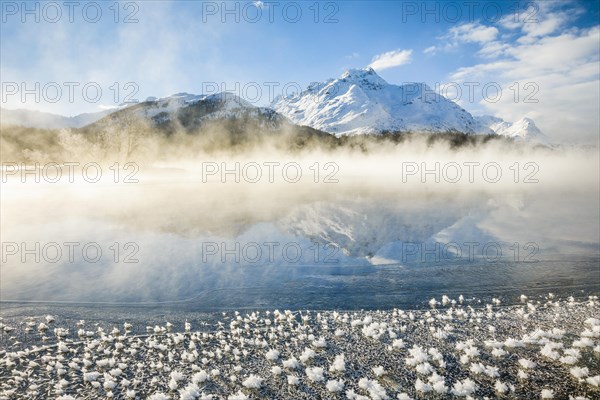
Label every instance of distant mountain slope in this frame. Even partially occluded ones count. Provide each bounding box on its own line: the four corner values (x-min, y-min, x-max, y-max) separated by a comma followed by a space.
474, 115, 550, 144
84, 92, 290, 134
0, 107, 113, 129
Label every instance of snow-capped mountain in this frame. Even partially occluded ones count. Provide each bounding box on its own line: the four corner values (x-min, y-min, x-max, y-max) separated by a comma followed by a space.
474, 115, 549, 144
2, 71, 549, 142
271, 67, 479, 135
0, 107, 114, 129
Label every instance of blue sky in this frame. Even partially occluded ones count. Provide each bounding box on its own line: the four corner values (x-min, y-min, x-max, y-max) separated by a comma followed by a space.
1, 0, 599, 142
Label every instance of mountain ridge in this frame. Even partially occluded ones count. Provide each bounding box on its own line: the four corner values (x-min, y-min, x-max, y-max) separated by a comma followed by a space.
1, 69, 549, 143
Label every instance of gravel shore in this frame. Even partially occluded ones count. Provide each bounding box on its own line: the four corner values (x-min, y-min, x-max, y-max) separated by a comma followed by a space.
1, 294, 599, 399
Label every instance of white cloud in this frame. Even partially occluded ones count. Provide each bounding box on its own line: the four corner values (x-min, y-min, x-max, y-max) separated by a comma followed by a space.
368, 49, 413, 71
423, 46, 437, 55
499, 1, 582, 43
448, 23, 499, 44
477, 41, 511, 58
424, 23, 499, 55
449, 26, 600, 144
425, 1, 598, 144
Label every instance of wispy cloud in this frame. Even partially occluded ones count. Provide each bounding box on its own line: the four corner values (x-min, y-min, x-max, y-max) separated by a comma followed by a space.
449, 23, 499, 44
423, 46, 437, 55
421, 1, 598, 144
499, 0, 583, 43
368, 49, 413, 71
425, 23, 499, 55
449, 30, 598, 143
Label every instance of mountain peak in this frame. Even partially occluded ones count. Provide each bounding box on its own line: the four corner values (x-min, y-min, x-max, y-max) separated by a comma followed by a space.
272, 69, 477, 136
341, 67, 377, 78
516, 117, 536, 126
339, 67, 387, 90
204, 92, 254, 109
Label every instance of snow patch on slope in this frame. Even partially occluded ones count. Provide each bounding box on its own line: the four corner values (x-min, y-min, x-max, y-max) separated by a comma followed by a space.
135, 92, 206, 120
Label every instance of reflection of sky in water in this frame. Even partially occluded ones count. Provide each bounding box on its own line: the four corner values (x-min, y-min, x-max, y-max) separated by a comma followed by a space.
1, 149, 599, 307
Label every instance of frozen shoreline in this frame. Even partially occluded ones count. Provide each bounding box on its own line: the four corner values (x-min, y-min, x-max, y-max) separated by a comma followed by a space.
1, 294, 599, 399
